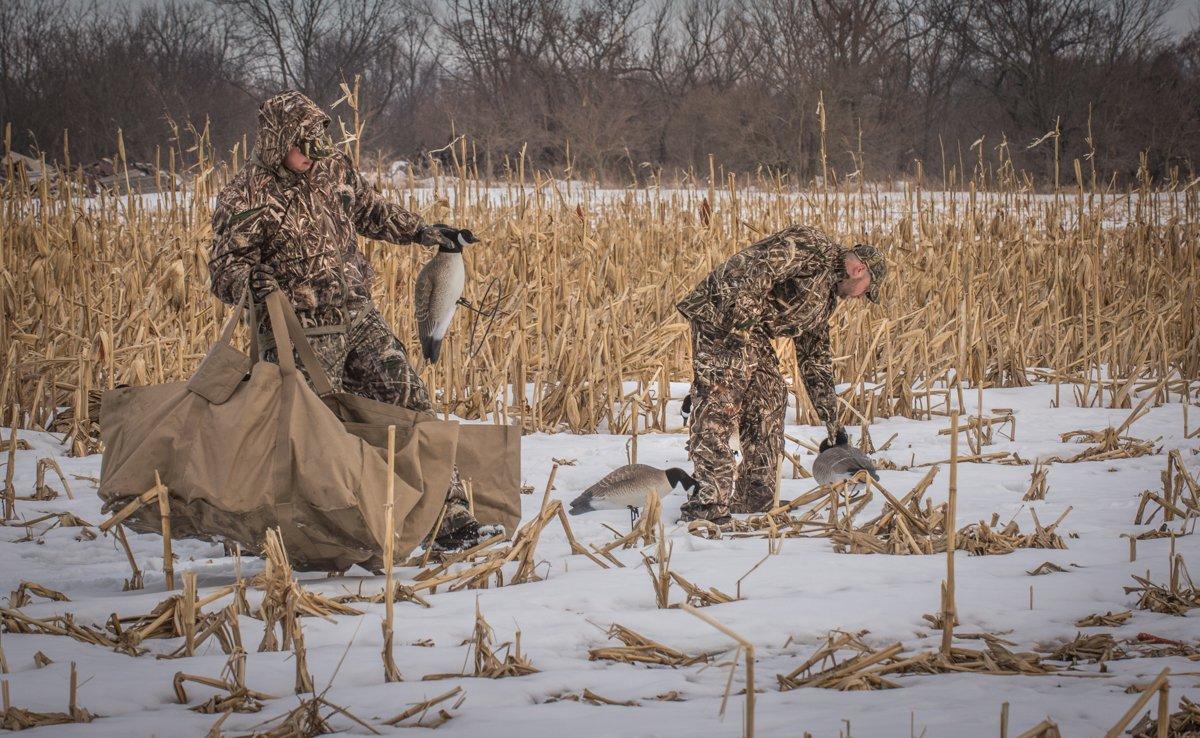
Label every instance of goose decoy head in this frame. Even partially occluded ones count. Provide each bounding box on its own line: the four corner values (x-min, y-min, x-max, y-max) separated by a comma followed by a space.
665, 467, 700, 495
430, 224, 479, 253
818, 428, 850, 453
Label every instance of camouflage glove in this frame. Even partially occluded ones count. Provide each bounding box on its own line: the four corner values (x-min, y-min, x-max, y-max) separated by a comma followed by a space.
249, 262, 279, 300
818, 426, 848, 453
417, 223, 478, 248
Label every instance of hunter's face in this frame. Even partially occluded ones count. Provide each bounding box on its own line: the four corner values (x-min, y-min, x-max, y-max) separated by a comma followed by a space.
284, 146, 313, 173
837, 254, 872, 299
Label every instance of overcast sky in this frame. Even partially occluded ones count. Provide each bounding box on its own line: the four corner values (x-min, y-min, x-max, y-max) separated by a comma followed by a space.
1165, 0, 1199, 36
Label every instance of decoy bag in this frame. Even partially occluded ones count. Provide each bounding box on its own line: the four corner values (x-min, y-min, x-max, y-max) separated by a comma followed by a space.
97, 291, 461, 571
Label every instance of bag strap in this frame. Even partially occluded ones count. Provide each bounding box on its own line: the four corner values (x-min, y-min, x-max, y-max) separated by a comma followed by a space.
247, 286, 261, 362
277, 297, 336, 395
208, 283, 262, 365
207, 288, 249, 355
264, 290, 335, 396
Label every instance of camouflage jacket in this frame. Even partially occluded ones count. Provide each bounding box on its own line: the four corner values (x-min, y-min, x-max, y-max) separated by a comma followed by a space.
678, 225, 847, 429
208, 90, 425, 329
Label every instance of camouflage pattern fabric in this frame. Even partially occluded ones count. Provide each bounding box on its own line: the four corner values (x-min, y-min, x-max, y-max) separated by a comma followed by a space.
208, 90, 425, 333
264, 326, 350, 392
795, 323, 841, 442
261, 305, 430, 410
677, 224, 847, 440
678, 225, 855, 520
676, 224, 845, 342
343, 309, 432, 411
438, 467, 476, 537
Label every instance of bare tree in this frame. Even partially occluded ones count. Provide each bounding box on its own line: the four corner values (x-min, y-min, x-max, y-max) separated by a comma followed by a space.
959, 0, 1172, 168
1, 0, 1196, 179
641, 0, 748, 165
214, 0, 426, 124
0, 1, 252, 161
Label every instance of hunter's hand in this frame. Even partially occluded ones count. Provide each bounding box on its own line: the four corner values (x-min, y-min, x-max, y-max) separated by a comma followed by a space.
417, 223, 478, 248
249, 262, 279, 300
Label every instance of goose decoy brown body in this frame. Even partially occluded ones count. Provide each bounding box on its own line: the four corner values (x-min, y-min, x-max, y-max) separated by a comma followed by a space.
812, 438, 880, 488
569, 464, 699, 522
414, 227, 478, 363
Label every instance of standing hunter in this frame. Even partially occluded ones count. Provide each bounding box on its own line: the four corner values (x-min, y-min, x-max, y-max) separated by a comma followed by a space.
207, 89, 486, 549
676, 225, 887, 524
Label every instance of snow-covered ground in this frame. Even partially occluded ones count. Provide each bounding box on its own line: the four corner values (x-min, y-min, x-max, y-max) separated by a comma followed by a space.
1, 383, 1198, 737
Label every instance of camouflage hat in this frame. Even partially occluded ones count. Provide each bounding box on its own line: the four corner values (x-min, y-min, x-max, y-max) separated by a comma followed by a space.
851, 244, 887, 303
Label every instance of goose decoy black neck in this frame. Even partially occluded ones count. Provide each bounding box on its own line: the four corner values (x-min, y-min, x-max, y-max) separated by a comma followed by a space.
436, 228, 478, 253
664, 467, 699, 494
818, 427, 850, 453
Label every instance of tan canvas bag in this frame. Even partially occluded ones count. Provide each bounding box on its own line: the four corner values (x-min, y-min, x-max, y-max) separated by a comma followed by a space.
325, 394, 523, 540
98, 291, 442, 571
333, 396, 460, 561
455, 423, 522, 535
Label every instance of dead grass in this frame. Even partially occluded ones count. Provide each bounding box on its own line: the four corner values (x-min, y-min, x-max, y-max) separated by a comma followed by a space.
1043, 632, 1127, 664
1074, 610, 1132, 628
588, 623, 717, 667
423, 600, 538, 680
776, 630, 1057, 692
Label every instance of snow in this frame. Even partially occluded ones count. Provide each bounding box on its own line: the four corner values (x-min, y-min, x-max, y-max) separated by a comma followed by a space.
1, 383, 1198, 737
52, 177, 1188, 234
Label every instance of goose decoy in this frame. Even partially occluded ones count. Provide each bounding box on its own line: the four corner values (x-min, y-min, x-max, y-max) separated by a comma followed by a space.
812, 437, 880, 488
414, 226, 478, 363
569, 464, 699, 524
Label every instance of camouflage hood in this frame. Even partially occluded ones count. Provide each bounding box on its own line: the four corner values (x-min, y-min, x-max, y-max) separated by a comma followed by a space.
210, 90, 427, 330
254, 90, 331, 171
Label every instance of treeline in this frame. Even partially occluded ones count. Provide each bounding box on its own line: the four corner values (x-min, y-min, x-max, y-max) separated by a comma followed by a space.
2, 0, 1197, 182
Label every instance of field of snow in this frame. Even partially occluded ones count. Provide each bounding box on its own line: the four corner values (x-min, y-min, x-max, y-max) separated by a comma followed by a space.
1, 383, 1198, 737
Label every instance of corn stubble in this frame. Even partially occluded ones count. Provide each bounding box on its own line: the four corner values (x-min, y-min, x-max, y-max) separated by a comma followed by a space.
2, 134, 1197, 443
775, 630, 1057, 693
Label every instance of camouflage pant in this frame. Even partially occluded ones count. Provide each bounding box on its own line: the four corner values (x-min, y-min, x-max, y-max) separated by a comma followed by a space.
264, 306, 433, 411
681, 323, 787, 520
265, 303, 473, 536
